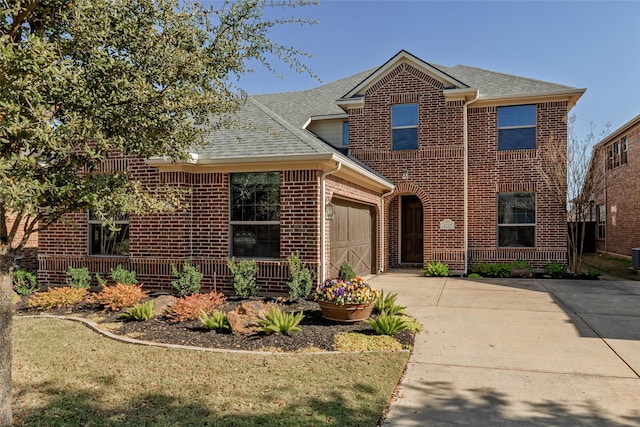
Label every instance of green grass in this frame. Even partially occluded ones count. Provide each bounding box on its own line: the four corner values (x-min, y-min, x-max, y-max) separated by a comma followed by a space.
581, 253, 640, 281
12, 317, 409, 426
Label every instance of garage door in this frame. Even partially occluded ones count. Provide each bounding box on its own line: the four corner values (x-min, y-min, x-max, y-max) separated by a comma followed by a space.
330, 199, 375, 278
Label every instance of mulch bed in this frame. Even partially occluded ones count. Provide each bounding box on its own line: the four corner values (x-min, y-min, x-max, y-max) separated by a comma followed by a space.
14, 297, 414, 352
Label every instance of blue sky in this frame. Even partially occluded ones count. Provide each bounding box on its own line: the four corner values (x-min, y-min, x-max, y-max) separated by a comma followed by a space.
224, 1, 640, 144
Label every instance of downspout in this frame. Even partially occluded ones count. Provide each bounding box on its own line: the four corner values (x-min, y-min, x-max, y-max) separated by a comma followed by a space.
379, 188, 395, 273
321, 162, 342, 280
463, 91, 480, 274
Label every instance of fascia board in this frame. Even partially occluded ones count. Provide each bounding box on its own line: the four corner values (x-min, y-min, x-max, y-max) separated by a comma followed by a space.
304, 113, 349, 129
472, 88, 587, 110
147, 153, 394, 192
443, 88, 480, 102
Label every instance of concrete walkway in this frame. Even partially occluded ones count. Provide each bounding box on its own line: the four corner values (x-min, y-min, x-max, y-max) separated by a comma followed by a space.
371, 271, 640, 426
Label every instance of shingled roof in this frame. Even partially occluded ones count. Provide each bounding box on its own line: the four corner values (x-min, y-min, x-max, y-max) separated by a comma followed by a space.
180, 51, 583, 167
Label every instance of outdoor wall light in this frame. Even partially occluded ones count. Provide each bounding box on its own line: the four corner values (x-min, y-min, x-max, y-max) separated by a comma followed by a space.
402, 168, 409, 180
325, 202, 335, 220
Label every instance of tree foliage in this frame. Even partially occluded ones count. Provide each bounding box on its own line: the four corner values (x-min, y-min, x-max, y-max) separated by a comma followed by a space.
0, 1, 316, 423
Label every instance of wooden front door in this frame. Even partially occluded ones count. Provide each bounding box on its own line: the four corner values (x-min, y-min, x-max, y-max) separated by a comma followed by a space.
401, 195, 423, 263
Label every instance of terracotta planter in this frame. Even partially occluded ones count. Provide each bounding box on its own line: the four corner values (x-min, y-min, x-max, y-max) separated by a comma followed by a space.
317, 300, 374, 323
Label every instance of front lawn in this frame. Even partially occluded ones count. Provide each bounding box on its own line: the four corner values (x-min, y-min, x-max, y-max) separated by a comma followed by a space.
12, 317, 409, 426
581, 252, 640, 281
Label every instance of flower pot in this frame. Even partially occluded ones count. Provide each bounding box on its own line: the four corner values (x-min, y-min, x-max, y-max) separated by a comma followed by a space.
317, 300, 374, 323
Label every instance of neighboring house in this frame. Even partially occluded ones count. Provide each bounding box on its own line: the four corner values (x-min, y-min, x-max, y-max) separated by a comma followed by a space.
583, 114, 640, 258
38, 50, 585, 292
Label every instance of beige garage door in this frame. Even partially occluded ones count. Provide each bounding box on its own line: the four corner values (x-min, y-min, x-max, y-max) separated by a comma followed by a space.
330, 199, 375, 278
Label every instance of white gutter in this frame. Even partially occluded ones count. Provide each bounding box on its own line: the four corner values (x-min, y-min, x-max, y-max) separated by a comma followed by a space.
463, 90, 480, 274
379, 188, 395, 273
321, 162, 342, 279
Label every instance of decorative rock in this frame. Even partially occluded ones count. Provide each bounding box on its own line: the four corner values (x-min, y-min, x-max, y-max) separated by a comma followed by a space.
153, 295, 177, 317
510, 267, 533, 278
227, 301, 273, 335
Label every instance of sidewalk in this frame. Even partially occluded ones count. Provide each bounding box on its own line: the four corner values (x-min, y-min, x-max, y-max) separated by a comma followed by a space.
371, 271, 640, 426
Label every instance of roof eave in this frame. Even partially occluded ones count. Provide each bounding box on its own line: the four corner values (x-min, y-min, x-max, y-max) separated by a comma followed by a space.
473, 88, 587, 110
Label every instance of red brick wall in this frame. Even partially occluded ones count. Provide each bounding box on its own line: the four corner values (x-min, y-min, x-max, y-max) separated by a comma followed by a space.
594, 120, 640, 257
5, 212, 39, 271
348, 63, 569, 271
467, 102, 569, 269
38, 165, 329, 294
348, 62, 466, 271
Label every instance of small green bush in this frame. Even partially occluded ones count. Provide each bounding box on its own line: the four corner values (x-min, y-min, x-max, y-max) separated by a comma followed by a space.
228, 257, 259, 298
467, 273, 482, 279
287, 252, 315, 300
338, 261, 357, 281
510, 260, 533, 272
13, 269, 38, 296
473, 262, 511, 278
543, 262, 567, 278
66, 267, 92, 289
258, 307, 304, 334
420, 261, 449, 277
404, 316, 424, 333
585, 267, 602, 279
374, 289, 406, 316
200, 310, 230, 331
111, 265, 138, 285
171, 262, 203, 296
119, 300, 155, 321
365, 311, 409, 335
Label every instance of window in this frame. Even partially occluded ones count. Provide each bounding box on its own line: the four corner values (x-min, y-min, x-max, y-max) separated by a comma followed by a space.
614, 141, 621, 167
607, 145, 614, 170
88, 212, 129, 256
342, 121, 349, 145
392, 103, 418, 150
597, 204, 606, 239
230, 172, 280, 258
622, 137, 628, 164
498, 105, 536, 150
497, 193, 535, 247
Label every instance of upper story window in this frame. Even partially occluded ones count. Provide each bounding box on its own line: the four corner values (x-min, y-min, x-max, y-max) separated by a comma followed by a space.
230, 172, 280, 258
596, 204, 606, 239
497, 192, 535, 247
498, 105, 536, 150
88, 212, 129, 256
391, 103, 418, 150
607, 137, 628, 169
343, 121, 349, 145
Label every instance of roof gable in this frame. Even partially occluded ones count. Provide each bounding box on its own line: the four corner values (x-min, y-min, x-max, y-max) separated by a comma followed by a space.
340, 50, 468, 101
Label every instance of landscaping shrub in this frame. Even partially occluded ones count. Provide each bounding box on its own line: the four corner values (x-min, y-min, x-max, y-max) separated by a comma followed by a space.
338, 261, 356, 281
228, 257, 259, 298
167, 292, 227, 322
510, 259, 533, 272
27, 287, 88, 310
200, 310, 230, 331
65, 267, 92, 289
473, 262, 511, 278
365, 311, 410, 335
92, 283, 148, 311
420, 261, 450, 277
467, 273, 482, 279
110, 265, 138, 285
586, 267, 602, 279
119, 300, 155, 321
543, 262, 567, 278
374, 289, 406, 316
171, 261, 203, 296
287, 251, 315, 300
13, 269, 38, 296
257, 307, 304, 334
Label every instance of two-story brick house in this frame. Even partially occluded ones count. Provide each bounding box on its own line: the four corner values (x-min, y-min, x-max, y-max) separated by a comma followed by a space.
584, 114, 639, 259
38, 51, 585, 292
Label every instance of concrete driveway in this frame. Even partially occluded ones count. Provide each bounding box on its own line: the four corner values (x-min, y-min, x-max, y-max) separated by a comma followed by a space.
370, 271, 640, 426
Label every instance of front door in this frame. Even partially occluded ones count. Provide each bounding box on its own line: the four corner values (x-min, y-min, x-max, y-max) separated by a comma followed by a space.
401, 195, 423, 263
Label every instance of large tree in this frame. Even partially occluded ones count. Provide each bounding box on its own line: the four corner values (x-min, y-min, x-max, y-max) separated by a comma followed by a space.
0, 0, 315, 423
